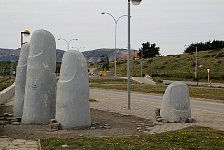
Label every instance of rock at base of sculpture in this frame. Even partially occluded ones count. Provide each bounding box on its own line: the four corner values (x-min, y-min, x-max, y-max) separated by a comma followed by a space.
14, 43, 30, 117
22, 29, 56, 124
55, 50, 91, 129
160, 82, 191, 123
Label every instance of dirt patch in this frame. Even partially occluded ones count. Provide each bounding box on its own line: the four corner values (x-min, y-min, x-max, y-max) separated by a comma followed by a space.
0, 102, 153, 140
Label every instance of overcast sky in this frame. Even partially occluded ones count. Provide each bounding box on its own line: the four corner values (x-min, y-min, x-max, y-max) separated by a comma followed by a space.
0, 0, 223, 55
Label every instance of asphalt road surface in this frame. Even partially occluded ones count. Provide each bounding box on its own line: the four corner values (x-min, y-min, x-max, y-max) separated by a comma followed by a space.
90, 88, 224, 114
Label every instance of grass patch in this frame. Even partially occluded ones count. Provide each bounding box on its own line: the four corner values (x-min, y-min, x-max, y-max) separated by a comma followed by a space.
41, 126, 224, 150
90, 82, 166, 94
189, 87, 224, 100
0, 76, 14, 91
89, 80, 224, 102
89, 78, 128, 84
110, 49, 224, 82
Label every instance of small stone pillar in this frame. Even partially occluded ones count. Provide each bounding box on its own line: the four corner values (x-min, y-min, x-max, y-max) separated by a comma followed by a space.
14, 43, 30, 117
22, 29, 56, 124
55, 50, 91, 129
160, 82, 191, 122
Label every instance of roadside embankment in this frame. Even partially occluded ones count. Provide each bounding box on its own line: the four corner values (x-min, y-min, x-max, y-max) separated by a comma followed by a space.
0, 83, 15, 105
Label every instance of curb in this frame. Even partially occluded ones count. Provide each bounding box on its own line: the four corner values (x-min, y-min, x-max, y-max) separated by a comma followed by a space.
0, 83, 15, 105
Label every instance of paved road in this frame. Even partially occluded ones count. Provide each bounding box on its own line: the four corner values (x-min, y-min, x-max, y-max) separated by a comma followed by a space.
91, 88, 224, 114
90, 88, 224, 132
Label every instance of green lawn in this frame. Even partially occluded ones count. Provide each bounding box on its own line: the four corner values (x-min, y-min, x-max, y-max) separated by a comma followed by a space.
41, 126, 224, 150
0, 76, 14, 91
90, 79, 224, 102
111, 49, 224, 81
1, 75, 224, 102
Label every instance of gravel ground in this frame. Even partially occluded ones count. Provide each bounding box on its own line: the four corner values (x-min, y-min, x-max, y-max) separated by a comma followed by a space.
0, 101, 154, 140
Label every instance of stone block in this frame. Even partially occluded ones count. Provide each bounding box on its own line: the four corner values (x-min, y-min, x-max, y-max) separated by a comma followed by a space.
55, 50, 91, 129
12, 122, 20, 125
160, 82, 191, 123
50, 119, 57, 124
14, 43, 30, 117
156, 118, 164, 122
155, 108, 160, 117
12, 139, 26, 145
49, 123, 61, 131
22, 29, 56, 124
186, 118, 195, 123
0, 121, 7, 125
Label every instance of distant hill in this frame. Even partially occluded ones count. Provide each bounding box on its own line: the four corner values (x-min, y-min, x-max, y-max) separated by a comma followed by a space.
82, 48, 138, 63
0, 48, 20, 62
0, 48, 138, 63
0, 48, 65, 62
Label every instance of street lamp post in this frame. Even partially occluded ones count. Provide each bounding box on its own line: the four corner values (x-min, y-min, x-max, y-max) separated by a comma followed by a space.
16, 29, 30, 77
195, 47, 198, 79
140, 49, 143, 77
128, 0, 142, 110
10, 53, 15, 77
101, 12, 128, 77
185, 45, 198, 79
58, 38, 78, 51
21, 30, 30, 47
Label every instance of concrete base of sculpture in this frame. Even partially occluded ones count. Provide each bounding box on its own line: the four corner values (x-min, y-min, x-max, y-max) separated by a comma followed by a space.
22, 29, 56, 124
14, 43, 30, 117
160, 82, 191, 123
55, 50, 91, 129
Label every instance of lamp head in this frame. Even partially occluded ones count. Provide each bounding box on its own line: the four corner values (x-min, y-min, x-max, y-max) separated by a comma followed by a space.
101, 12, 105, 15
131, 0, 142, 5
22, 29, 30, 37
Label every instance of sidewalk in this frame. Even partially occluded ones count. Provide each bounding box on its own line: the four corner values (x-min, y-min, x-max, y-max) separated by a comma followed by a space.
0, 96, 40, 150
89, 88, 224, 133
1, 88, 224, 149
0, 138, 40, 150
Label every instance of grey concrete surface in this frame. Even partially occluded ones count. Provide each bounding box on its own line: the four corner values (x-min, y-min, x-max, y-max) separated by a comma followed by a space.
0, 138, 40, 150
132, 77, 156, 85
0, 83, 15, 105
1, 87, 224, 148
1, 97, 40, 150
89, 88, 224, 132
22, 29, 56, 124
14, 43, 30, 117
160, 82, 191, 122
56, 50, 91, 129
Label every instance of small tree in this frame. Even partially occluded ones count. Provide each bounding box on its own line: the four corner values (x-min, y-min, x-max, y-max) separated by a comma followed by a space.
138, 42, 160, 58
184, 40, 224, 53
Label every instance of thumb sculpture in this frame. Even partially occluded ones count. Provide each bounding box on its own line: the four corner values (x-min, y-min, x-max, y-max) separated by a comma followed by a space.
14, 43, 30, 117
160, 82, 191, 122
55, 50, 91, 129
22, 29, 56, 124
